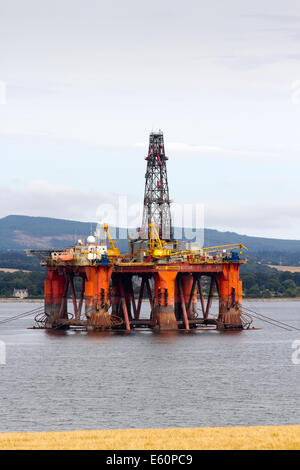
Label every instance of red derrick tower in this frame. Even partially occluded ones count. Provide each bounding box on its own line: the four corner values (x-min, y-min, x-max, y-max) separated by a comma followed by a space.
141, 131, 173, 240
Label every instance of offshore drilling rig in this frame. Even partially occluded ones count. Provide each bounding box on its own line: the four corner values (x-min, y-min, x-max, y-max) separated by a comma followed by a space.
29, 131, 249, 332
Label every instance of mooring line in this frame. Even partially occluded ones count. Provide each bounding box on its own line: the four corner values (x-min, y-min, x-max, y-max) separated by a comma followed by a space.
246, 314, 291, 331
0, 306, 44, 325
242, 305, 300, 331
241, 308, 293, 331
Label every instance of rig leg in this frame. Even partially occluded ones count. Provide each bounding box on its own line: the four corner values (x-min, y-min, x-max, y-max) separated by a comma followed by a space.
111, 273, 121, 316
197, 276, 206, 319
177, 275, 190, 330
204, 275, 215, 321
152, 271, 178, 330
78, 276, 86, 320
68, 273, 79, 320
119, 278, 131, 331
136, 277, 146, 320
44, 270, 68, 328
182, 273, 197, 319
128, 276, 138, 320
145, 277, 154, 311
217, 264, 243, 329
84, 266, 112, 330
175, 273, 196, 321
122, 275, 133, 320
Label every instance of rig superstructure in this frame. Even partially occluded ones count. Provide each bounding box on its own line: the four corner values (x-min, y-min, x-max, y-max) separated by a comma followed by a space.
29, 131, 249, 332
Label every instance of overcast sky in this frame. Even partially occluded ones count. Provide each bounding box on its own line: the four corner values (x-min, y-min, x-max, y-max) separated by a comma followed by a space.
1, 0, 300, 238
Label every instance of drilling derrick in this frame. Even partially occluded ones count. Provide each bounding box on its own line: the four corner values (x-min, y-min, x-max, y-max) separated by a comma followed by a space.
141, 131, 173, 240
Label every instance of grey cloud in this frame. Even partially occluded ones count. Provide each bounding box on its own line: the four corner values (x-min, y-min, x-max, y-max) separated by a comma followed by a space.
246, 14, 300, 24
205, 202, 300, 239
0, 182, 115, 222
225, 54, 300, 70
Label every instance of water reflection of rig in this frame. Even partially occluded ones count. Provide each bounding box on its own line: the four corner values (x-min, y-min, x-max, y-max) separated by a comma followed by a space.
29, 131, 250, 332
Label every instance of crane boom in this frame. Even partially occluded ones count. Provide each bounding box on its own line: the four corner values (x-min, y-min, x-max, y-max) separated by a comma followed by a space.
103, 224, 120, 257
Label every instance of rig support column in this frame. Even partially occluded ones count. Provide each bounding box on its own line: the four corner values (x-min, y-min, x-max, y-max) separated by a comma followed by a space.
197, 276, 206, 319
175, 273, 197, 323
44, 270, 67, 328
84, 265, 112, 330
111, 274, 134, 329
136, 277, 146, 320
118, 278, 131, 331
217, 264, 243, 329
111, 273, 120, 316
204, 275, 216, 321
182, 273, 197, 319
152, 271, 178, 330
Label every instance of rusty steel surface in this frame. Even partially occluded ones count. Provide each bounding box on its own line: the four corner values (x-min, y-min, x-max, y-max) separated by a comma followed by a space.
40, 260, 246, 331
113, 262, 232, 274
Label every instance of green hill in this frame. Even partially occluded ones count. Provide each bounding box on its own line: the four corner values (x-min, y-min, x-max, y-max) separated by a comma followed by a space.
0, 215, 98, 249
204, 228, 300, 252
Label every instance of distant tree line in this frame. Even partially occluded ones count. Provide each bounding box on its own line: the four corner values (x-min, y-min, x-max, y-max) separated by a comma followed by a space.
241, 270, 300, 298
0, 271, 46, 298
250, 251, 300, 267
0, 251, 43, 271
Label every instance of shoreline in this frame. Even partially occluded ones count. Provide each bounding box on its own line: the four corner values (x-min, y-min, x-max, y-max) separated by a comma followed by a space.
0, 425, 299, 450
0, 298, 43, 303
0, 297, 300, 303
243, 297, 300, 302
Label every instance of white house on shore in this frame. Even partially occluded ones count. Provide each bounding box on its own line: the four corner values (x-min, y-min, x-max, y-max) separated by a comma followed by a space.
13, 288, 29, 299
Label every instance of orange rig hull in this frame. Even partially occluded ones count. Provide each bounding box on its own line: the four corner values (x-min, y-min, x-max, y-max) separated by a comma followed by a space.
42, 261, 245, 331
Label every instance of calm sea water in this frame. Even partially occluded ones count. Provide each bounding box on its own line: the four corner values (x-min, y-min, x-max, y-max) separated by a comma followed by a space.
0, 300, 299, 432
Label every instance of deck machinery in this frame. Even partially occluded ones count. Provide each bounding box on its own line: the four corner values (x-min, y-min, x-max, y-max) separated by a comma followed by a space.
29, 132, 249, 331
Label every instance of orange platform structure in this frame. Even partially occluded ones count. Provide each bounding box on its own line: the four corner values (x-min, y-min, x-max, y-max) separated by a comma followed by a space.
39, 257, 248, 331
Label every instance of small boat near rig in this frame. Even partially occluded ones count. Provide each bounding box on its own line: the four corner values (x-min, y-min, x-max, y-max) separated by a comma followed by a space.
28, 131, 250, 332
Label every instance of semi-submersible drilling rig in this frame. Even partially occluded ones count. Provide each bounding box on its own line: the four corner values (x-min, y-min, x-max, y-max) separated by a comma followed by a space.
30, 131, 249, 331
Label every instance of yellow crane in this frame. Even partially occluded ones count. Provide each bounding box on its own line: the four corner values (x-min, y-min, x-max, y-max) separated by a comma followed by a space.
202, 243, 248, 255
102, 223, 120, 258
117, 223, 248, 265
146, 223, 248, 262
148, 223, 171, 258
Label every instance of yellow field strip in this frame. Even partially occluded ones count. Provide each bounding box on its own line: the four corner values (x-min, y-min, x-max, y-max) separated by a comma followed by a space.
0, 425, 300, 450
268, 265, 300, 273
